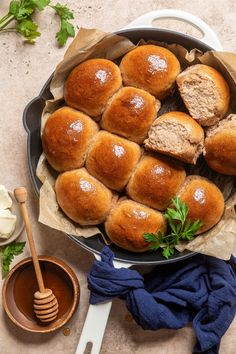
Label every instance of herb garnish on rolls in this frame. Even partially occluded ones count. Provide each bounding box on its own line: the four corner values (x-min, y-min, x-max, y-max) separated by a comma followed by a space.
105, 199, 167, 253
144, 197, 202, 258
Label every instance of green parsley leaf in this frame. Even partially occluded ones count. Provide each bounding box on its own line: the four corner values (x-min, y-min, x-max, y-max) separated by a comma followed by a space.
55, 18, 75, 46
51, 3, 74, 20
31, 0, 50, 11
9, 1, 20, 16
149, 243, 162, 251
17, 19, 40, 43
9, 0, 48, 20
9, 1, 33, 21
144, 196, 202, 259
0, 241, 26, 277
143, 232, 159, 243
1, 0, 75, 45
162, 246, 175, 259
52, 3, 75, 46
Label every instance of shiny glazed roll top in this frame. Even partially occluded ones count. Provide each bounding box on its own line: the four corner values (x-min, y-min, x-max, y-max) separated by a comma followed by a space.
86, 131, 141, 191
178, 175, 225, 234
42, 107, 99, 172
127, 153, 186, 210
120, 44, 181, 100
105, 199, 167, 252
55, 168, 114, 225
64, 58, 122, 118
101, 86, 160, 144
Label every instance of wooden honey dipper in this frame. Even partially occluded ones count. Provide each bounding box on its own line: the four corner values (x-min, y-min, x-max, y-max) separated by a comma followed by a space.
14, 187, 59, 323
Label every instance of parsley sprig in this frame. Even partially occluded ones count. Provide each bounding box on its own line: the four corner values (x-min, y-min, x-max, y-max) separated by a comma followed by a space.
0, 0, 75, 45
51, 3, 75, 46
144, 197, 202, 259
0, 241, 26, 278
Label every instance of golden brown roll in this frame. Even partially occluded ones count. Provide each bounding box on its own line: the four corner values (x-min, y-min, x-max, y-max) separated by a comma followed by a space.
42, 107, 99, 172
176, 64, 230, 126
101, 87, 160, 143
105, 199, 167, 252
127, 154, 186, 210
55, 168, 114, 225
64, 58, 122, 118
86, 131, 141, 191
120, 45, 181, 100
178, 175, 224, 234
144, 111, 204, 164
204, 114, 236, 175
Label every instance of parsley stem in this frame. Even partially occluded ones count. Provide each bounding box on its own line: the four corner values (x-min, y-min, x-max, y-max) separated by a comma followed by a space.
0, 28, 17, 33
0, 14, 15, 30
0, 14, 11, 23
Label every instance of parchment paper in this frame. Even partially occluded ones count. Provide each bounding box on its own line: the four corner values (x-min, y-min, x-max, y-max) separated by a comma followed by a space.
37, 28, 236, 259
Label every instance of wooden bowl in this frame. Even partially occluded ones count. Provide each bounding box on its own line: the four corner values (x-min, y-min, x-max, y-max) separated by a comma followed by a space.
2, 256, 80, 333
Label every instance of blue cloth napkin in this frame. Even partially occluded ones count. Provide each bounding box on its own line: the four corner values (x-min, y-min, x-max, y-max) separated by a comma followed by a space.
88, 246, 236, 354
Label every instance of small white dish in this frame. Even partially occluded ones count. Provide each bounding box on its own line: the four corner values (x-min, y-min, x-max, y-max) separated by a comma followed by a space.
0, 191, 24, 246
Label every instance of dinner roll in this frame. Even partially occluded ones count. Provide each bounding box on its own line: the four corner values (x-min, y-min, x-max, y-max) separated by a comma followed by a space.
120, 45, 181, 100
177, 64, 230, 126
204, 114, 236, 175
178, 175, 224, 234
55, 168, 114, 225
145, 111, 204, 164
101, 87, 160, 143
64, 59, 122, 118
127, 154, 186, 210
105, 199, 167, 252
86, 131, 141, 191
42, 107, 99, 172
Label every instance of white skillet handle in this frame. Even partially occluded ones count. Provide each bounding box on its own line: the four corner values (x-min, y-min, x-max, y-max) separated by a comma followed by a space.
122, 9, 223, 51
75, 302, 112, 354
75, 254, 131, 354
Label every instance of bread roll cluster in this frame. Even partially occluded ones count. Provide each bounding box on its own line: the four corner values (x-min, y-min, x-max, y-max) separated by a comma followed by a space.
42, 44, 231, 253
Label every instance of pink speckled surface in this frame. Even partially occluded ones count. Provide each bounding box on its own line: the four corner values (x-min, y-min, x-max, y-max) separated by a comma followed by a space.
0, 1, 236, 353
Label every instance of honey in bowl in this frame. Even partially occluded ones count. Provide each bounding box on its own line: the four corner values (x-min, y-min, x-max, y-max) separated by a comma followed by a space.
14, 261, 73, 323
2, 256, 80, 333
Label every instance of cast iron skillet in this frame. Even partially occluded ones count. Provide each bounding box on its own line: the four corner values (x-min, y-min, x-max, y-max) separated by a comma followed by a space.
23, 28, 215, 264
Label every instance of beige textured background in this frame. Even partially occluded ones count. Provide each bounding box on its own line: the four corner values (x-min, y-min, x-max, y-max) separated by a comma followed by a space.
0, 1, 236, 353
